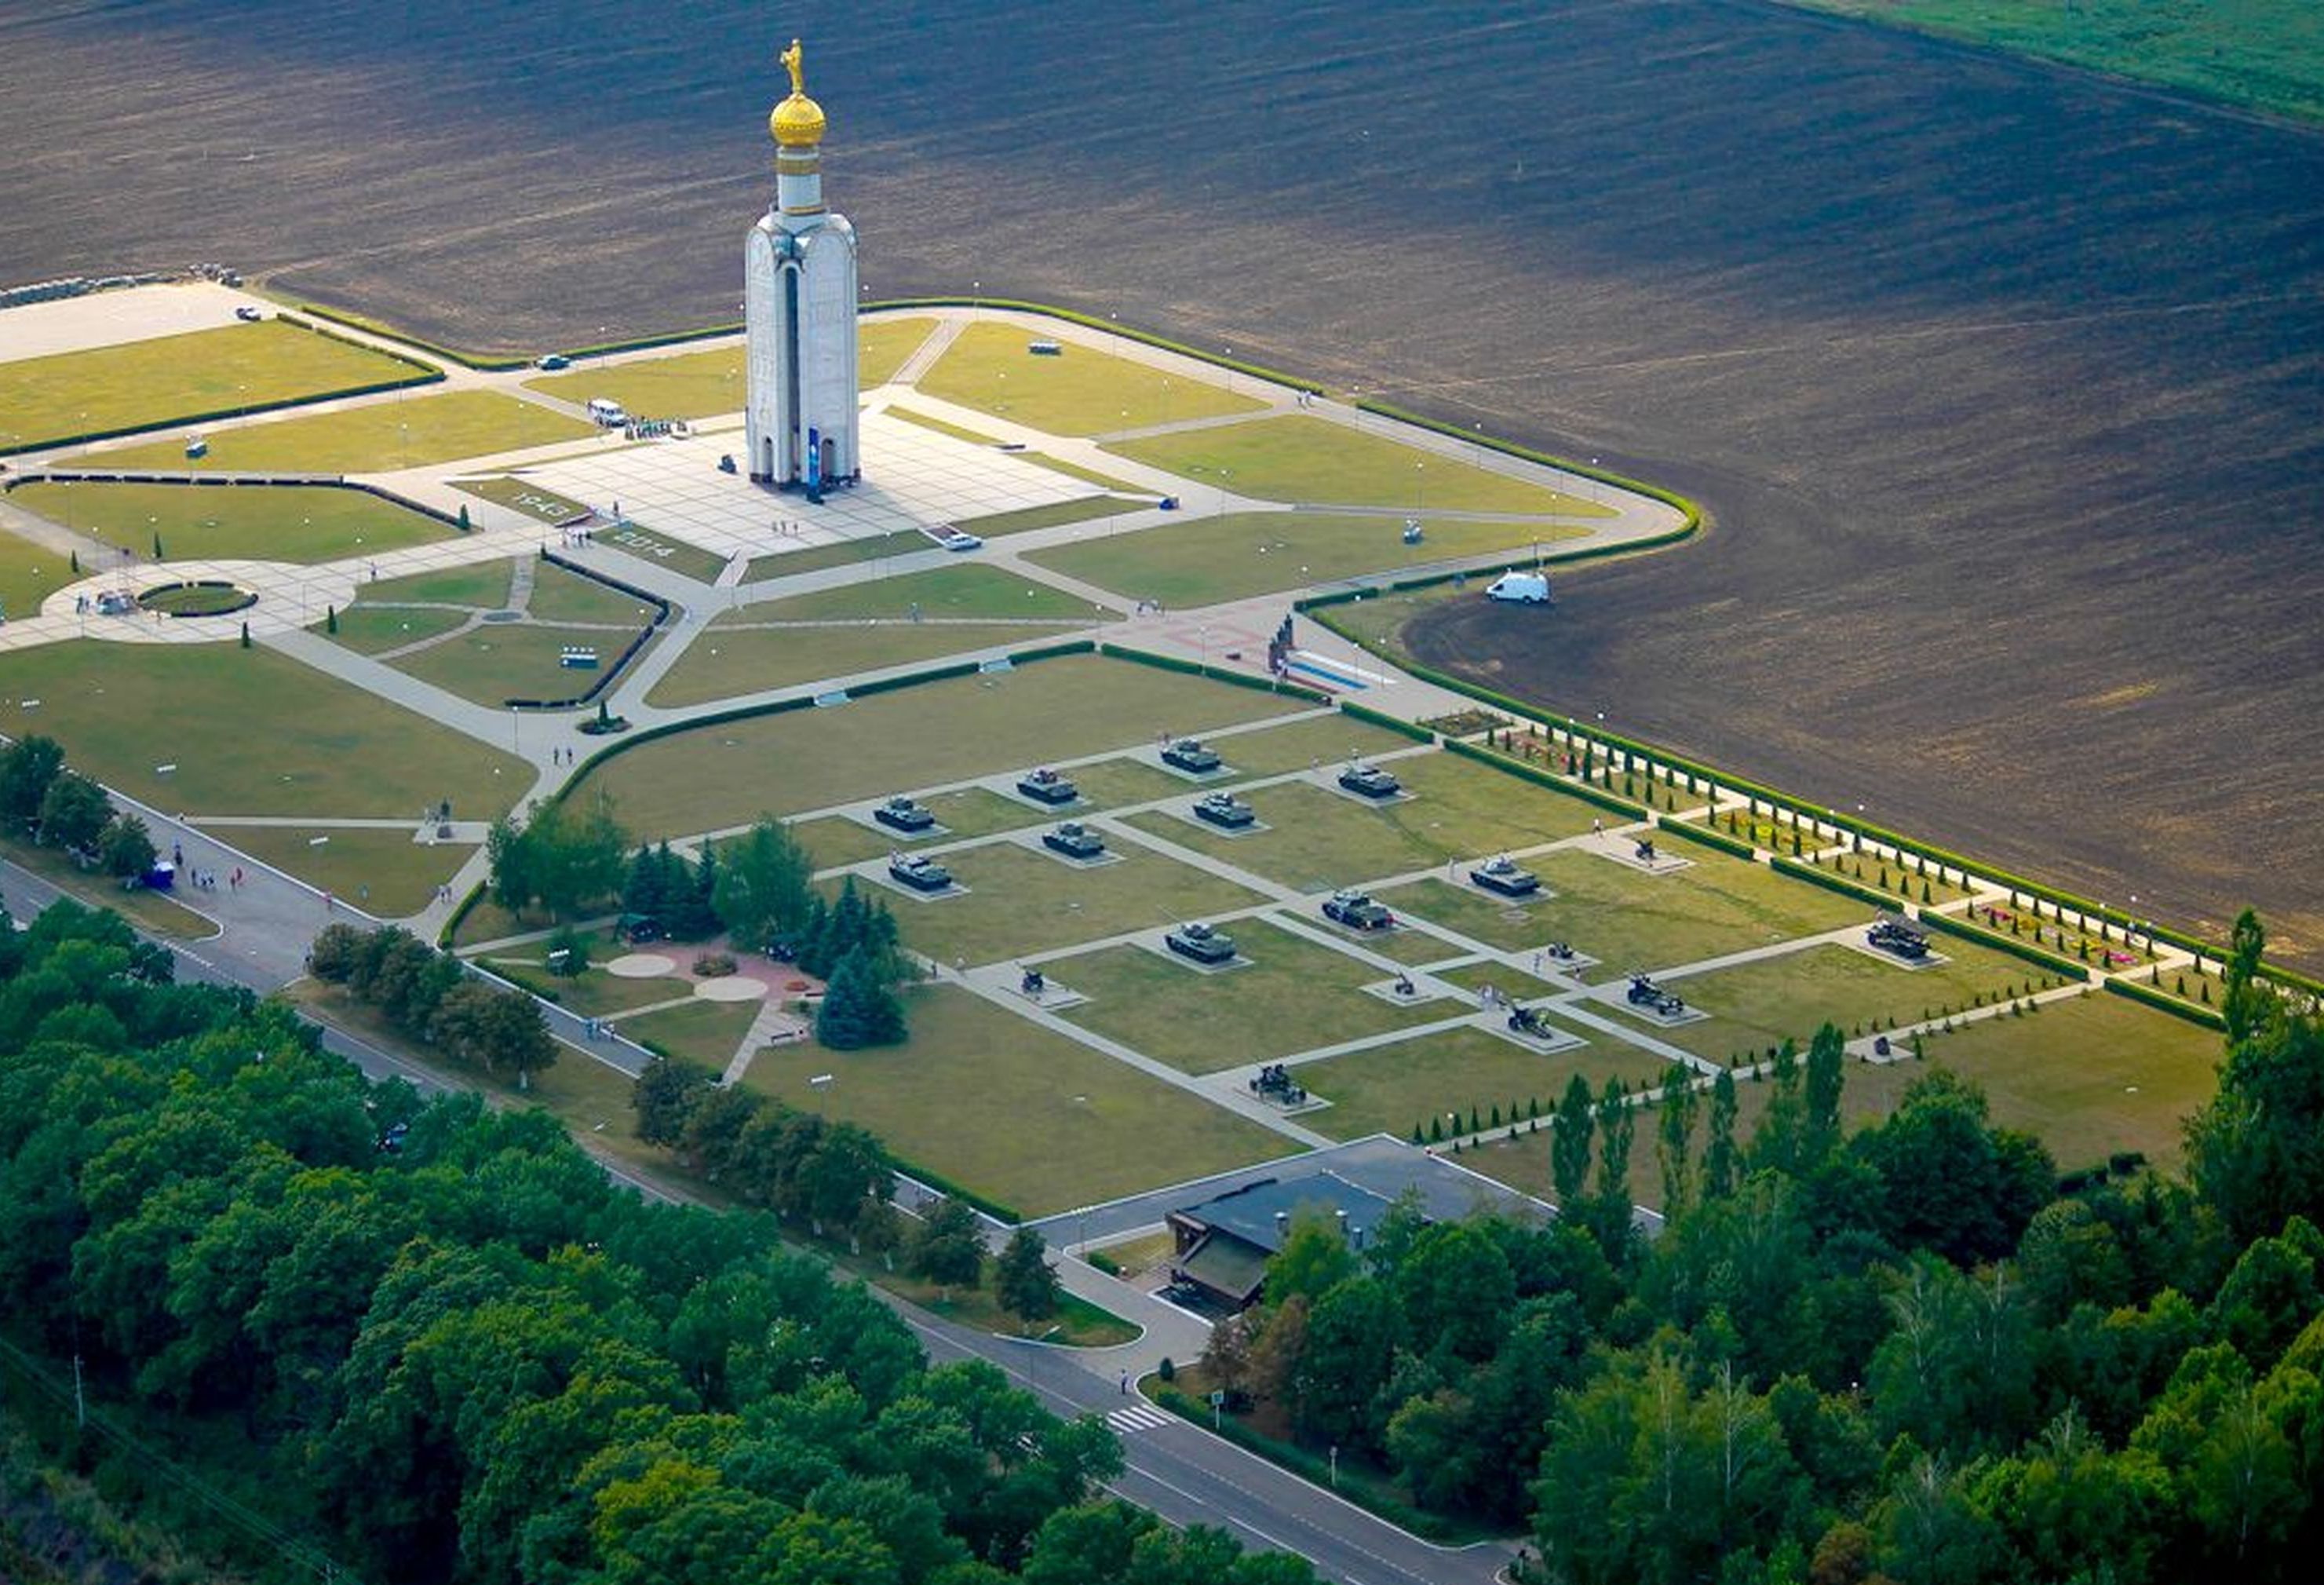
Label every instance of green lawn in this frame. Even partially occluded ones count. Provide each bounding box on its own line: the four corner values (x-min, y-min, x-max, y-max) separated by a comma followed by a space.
860, 834, 1267, 966
1653, 940, 2066, 1065
1103, 415, 1608, 515
321, 605, 472, 655
520, 317, 936, 416
724, 563, 1113, 624
392, 622, 651, 707
915, 322, 1267, 436
352, 559, 513, 608
858, 317, 941, 387
1053, 918, 1447, 1073
525, 560, 662, 625
1779, 0, 2324, 125
449, 475, 590, 526
1, 641, 527, 817
210, 824, 473, 918
617, 997, 764, 1068
1298, 1025, 1673, 1144
647, 622, 1073, 707
742, 528, 928, 583
889, 408, 1002, 445
12, 480, 452, 565
789, 787, 1048, 868
1429, 959, 1566, 1000
585, 656, 1308, 842
1066, 756, 1219, 812
1381, 845, 1869, 971
1028, 510, 1586, 607
1020, 454, 1165, 494
596, 522, 729, 584
1122, 753, 1596, 894
0, 319, 429, 451
479, 932, 701, 1017
90, 390, 596, 473
952, 497, 1150, 538
742, 984, 1298, 1216
1197, 712, 1416, 777
0, 527, 74, 621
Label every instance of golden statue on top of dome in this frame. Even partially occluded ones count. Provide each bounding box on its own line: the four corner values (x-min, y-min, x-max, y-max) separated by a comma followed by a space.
781, 38, 805, 97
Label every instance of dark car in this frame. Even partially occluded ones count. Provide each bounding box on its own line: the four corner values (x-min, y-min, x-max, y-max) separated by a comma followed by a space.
1043, 821, 1106, 860
1017, 767, 1079, 805
1165, 920, 1237, 964
1469, 854, 1541, 897
1322, 889, 1395, 931
1337, 763, 1402, 799
234, 305, 264, 322
874, 795, 936, 833
1162, 737, 1223, 773
888, 853, 953, 892
1193, 791, 1256, 829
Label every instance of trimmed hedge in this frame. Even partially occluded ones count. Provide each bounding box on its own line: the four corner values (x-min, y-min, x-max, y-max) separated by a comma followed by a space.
1771, 854, 1895, 911
1443, 736, 1650, 820
436, 880, 489, 950
1096, 642, 1330, 703
505, 552, 673, 710
551, 321, 745, 363
895, 1164, 1021, 1228
1338, 699, 1433, 743
1005, 637, 1099, 665
1659, 819, 1759, 860
1921, 910, 2092, 981
2103, 976, 2230, 1032
851, 659, 983, 699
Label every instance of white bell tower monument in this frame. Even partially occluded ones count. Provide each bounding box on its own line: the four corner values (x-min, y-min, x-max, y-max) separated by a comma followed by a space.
745, 38, 859, 495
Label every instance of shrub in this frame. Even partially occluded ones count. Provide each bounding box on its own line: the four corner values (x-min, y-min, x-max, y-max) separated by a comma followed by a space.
693, 951, 738, 978
1158, 1357, 1176, 1382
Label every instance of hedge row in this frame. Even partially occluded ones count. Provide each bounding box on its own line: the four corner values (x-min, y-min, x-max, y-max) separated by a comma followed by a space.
1096, 642, 1330, 703
504, 552, 673, 710
1, 364, 443, 458
553, 320, 744, 363
1443, 736, 1650, 820
295, 302, 531, 371
2103, 975, 2229, 1032
1770, 854, 1896, 911
851, 659, 983, 699
436, 881, 488, 950
1920, 910, 2092, 981
1337, 699, 1434, 743
1658, 819, 1759, 861
1004, 637, 1098, 665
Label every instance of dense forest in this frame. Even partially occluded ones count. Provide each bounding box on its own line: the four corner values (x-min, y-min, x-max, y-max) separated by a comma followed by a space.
1206, 913, 2323, 1584
0, 894, 1308, 1585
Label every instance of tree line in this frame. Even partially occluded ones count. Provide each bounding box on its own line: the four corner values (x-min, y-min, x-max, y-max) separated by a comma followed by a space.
0, 732, 159, 882
0, 892, 1312, 1585
488, 805, 912, 1048
1201, 915, 2322, 1583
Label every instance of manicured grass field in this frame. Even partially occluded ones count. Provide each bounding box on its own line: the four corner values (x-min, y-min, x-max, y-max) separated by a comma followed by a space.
525, 560, 662, 625
1020, 454, 1162, 494
889, 408, 1001, 445
91, 390, 596, 473
1053, 756, 1193, 812
584, 656, 1307, 841
353, 559, 513, 608
0, 641, 526, 817
617, 996, 763, 1068
790, 787, 1046, 867
646, 621, 1071, 707
1653, 940, 2063, 1064
742, 984, 1298, 1216
13, 480, 454, 565
952, 497, 1148, 538
1104, 415, 1608, 515
1027, 510, 1586, 607
856, 833, 1267, 965
1298, 1024, 1673, 1143
391, 622, 651, 707
520, 317, 936, 416
596, 522, 729, 584
448, 475, 589, 526
0, 320, 428, 451
742, 528, 926, 583
1122, 754, 1590, 893
0, 527, 76, 619
480, 933, 700, 1017
1381, 845, 1869, 970
322, 605, 471, 655
1428, 959, 1565, 1000
728, 563, 1113, 624
915, 321, 1267, 435
1301, 912, 1463, 968
212, 824, 472, 918
1052, 918, 1446, 1073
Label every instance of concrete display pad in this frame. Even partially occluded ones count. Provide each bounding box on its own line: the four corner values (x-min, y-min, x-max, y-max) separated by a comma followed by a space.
693, 975, 770, 1002
606, 952, 679, 978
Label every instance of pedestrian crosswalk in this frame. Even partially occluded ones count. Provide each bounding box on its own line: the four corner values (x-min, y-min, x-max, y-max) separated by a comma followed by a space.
1107, 1402, 1175, 1434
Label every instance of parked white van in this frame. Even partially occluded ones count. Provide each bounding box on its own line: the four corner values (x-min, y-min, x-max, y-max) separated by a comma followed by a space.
1485, 571, 1552, 604
586, 398, 629, 428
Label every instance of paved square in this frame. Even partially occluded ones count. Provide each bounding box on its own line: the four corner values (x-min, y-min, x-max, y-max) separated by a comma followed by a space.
520, 407, 1095, 564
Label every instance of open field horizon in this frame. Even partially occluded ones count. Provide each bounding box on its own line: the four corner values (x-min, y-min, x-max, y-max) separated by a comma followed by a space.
2, 0, 2319, 962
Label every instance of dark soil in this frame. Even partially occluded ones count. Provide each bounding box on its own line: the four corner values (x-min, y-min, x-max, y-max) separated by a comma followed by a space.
3, 0, 2319, 959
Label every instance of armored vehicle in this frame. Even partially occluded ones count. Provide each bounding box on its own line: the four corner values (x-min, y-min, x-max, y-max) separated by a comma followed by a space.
1017, 767, 1079, 805
1193, 791, 1257, 829
1042, 821, 1106, 860
1322, 889, 1395, 932
1165, 920, 1237, 965
888, 853, 953, 892
1162, 737, 1223, 773
1337, 762, 1402, 799
1867, 915, 1932, 960
874, 795, 935, 833
1469, 854, 1541, 897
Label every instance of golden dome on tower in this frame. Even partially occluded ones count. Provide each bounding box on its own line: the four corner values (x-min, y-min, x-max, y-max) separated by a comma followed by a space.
770, 38, 826, 148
